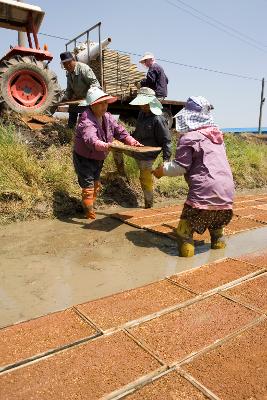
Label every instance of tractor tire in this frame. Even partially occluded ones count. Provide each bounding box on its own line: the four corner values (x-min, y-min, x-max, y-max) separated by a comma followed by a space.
0, 55, 61, 115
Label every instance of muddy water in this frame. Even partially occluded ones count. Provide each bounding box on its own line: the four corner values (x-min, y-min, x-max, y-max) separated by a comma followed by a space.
0, 212, 267, 328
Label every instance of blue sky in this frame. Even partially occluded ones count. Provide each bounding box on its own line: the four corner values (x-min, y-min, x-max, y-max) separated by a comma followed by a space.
1, 0, 266, 128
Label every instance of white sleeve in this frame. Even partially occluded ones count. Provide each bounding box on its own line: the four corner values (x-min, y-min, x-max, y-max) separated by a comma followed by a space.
163, 160, 186, 177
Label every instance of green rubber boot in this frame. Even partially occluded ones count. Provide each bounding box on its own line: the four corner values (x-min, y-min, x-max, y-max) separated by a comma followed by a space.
209, 228, 226, 249
176, 219, 195, 257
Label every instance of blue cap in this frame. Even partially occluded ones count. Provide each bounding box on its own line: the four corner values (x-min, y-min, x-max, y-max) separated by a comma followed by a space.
60, 51, 74, 63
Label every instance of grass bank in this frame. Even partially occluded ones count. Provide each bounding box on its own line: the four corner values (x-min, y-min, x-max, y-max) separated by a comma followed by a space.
0, 122, 267, 224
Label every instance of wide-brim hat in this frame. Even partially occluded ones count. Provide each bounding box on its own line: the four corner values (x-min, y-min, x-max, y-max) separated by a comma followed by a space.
139, 52, 154, 63
129, 87, 162, 115
79, 87, 117, 106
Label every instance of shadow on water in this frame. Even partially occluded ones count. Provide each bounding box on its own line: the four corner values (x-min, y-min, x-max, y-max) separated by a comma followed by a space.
81, 214, 123, 232
125, 230, 211, 257
125, 230, 178, 256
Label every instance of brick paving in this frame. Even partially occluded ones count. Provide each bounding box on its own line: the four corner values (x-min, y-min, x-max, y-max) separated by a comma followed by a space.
112, 194, 267, 242
0, 308, 98, 369
0, 248, 266, 399
182, 319, 267, 400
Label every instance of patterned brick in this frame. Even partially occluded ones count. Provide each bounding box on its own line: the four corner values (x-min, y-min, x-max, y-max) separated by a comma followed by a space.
0, 331, 161, 400
169, 258, 261, 294
76, 280, 194, 331
126, 370, 209, 399
223, 273, 267, 312
129, 295, 257, 365
183, 319, 267, 400
0, 308, 97, 368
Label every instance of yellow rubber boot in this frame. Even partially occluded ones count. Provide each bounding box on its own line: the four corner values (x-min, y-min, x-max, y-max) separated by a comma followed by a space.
209, 228, 226, 249
176, 219, 195, 257
82, 188, 95, 220
140, 168, 154, 208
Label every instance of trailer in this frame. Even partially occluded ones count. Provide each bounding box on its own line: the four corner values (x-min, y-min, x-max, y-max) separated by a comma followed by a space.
60, 23, 185, 128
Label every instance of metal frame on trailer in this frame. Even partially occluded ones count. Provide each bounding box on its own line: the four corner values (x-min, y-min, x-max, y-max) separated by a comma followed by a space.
65, 22, 103, 88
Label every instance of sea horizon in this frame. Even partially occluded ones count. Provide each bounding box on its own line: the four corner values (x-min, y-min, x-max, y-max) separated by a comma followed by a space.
221, 127, 267, 133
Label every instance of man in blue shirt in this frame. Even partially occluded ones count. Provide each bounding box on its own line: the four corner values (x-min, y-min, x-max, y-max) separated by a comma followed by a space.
138, 52, 168, 100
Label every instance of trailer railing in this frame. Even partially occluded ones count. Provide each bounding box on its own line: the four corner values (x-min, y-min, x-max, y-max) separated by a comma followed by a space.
65, 22, 103, 87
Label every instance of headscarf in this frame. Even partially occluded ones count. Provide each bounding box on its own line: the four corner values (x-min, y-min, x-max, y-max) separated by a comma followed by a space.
175, 96, 216, 132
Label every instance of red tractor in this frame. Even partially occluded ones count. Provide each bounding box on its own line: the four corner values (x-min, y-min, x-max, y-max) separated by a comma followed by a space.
0, 0, 61, 115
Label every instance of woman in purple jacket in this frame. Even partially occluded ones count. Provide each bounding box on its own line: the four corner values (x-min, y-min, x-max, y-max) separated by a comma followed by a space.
74, 87, 142, 219
153, 96, 235, 257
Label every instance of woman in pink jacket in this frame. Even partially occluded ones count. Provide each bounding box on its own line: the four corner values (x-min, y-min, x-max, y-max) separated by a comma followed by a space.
153, 96, 235, 257
74, 87, 142, 219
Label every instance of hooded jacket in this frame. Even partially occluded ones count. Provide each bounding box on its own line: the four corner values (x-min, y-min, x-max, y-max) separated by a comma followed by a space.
175, 126, 234, 209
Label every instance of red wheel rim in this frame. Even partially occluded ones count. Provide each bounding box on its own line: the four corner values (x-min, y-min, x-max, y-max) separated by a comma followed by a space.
8, 70, 48, 108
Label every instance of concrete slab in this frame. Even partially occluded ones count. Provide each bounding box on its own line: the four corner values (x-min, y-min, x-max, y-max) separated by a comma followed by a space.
0, 308, 97, 369
246, 210, 267, 224
113, 205, 183, 222
129, 295, 258, 365
128, 214, 180, 229
169, 258, 262, 294
255, 204, 267, 210
234, 207, 262, 216
236, 249, 267, 268
126, 370, 209, 399
146, 223, 177, 239
233, 200, 260, 208
182, 319, 267, 400
223, 273, 267, 312
224, 216, 265, 234
234, 195, 267, 201
76, 280, 195, 331
0, 331, 161, 400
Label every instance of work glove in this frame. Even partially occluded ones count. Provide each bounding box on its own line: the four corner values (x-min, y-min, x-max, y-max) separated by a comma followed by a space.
152, 165, 164, 179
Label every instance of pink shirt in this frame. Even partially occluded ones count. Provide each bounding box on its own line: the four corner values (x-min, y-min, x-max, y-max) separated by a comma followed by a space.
74, 109, 136, 160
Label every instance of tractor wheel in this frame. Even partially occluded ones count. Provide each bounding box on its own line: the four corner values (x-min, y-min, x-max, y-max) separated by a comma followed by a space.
0, 55, 61, 115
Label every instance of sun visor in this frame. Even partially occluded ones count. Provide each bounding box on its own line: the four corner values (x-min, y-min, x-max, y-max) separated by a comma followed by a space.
0, 0, 44, 33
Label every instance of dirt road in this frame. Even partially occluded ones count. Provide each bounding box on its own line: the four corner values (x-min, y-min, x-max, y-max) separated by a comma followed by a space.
1, 207, 267, 328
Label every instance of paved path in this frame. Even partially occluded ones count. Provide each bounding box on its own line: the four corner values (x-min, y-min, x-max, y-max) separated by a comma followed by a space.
0, 250, 266, 399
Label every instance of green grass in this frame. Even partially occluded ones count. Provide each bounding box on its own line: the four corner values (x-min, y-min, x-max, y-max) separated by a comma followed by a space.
224, 133, 267, 188
0, 122, 266, 224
